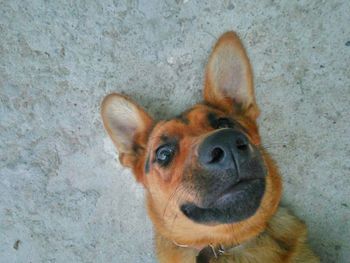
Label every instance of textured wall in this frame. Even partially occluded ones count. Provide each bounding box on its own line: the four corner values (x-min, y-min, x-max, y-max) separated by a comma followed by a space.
0, 0, 349, 262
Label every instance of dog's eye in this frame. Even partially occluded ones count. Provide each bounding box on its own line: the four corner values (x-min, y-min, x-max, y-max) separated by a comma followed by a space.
216, 118, 233, 129
156, 144, 175, 166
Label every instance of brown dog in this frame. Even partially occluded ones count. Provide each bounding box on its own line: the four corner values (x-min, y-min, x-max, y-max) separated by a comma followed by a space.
101, 32, 319, 263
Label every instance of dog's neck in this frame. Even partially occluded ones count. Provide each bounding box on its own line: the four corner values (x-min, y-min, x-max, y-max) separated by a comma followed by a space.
155, 207, 312, 263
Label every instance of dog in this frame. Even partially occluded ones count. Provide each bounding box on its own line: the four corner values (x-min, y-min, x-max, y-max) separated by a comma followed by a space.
101, 31, 319, 263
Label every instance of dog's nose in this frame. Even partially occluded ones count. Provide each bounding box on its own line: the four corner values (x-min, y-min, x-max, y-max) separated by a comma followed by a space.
198, 129, 251, 171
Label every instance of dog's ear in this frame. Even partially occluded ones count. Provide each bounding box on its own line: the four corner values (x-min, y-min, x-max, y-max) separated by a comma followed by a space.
204, 31, 259, 120
101, 93, 153, 169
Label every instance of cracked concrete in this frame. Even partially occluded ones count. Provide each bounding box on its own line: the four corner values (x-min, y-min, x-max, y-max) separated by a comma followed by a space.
0, 0, 349, 262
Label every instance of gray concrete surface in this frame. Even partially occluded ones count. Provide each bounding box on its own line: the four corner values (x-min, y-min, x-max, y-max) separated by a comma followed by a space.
1, 0, 349, 262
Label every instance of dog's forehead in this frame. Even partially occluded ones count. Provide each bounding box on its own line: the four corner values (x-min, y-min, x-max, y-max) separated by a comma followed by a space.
149, 104, 223, 142
147, 103, 260, 149
176, 104, 221, 124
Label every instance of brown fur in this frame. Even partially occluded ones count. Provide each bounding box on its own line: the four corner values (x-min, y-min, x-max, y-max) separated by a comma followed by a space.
101, 31, 319, 262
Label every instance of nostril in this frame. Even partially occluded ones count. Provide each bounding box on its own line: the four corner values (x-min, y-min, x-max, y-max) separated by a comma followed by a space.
181, 204, 193, 217
236, 137, 249, 151
209, 147, 225, 163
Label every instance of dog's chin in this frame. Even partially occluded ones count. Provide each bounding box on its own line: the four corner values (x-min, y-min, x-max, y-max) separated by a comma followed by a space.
180, 178, 266, 225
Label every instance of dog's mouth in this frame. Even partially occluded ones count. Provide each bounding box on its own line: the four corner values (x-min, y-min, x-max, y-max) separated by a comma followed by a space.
212, 178, 265, 208
180, 151, 267, 225
180, 178, 265, 224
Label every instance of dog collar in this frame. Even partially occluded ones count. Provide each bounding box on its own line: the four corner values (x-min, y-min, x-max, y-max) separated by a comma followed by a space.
197, 243, 241, 263
172, 240, 237, 263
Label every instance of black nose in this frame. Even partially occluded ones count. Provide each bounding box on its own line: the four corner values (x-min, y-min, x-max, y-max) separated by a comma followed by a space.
198, 129, 251, 171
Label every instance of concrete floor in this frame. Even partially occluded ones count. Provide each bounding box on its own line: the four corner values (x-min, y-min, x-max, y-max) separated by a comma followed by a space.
1, 0, 349, 262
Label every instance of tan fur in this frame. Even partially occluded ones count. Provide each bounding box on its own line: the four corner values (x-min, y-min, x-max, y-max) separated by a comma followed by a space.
155, 207, 318, 263
101, 31, 319, 262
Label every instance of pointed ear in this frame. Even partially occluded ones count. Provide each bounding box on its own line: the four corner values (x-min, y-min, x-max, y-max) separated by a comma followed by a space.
101, 93, 153, 168
204, 31, 259, 120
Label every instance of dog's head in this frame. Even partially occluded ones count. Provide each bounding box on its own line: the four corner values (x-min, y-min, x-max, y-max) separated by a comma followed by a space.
101, 32, 282, 246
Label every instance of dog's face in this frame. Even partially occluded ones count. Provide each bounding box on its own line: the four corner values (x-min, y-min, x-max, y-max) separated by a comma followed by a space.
101, 32, 282, 246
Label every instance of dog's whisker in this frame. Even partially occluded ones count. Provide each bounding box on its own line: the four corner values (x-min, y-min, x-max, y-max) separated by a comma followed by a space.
162, 184, 183, 218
